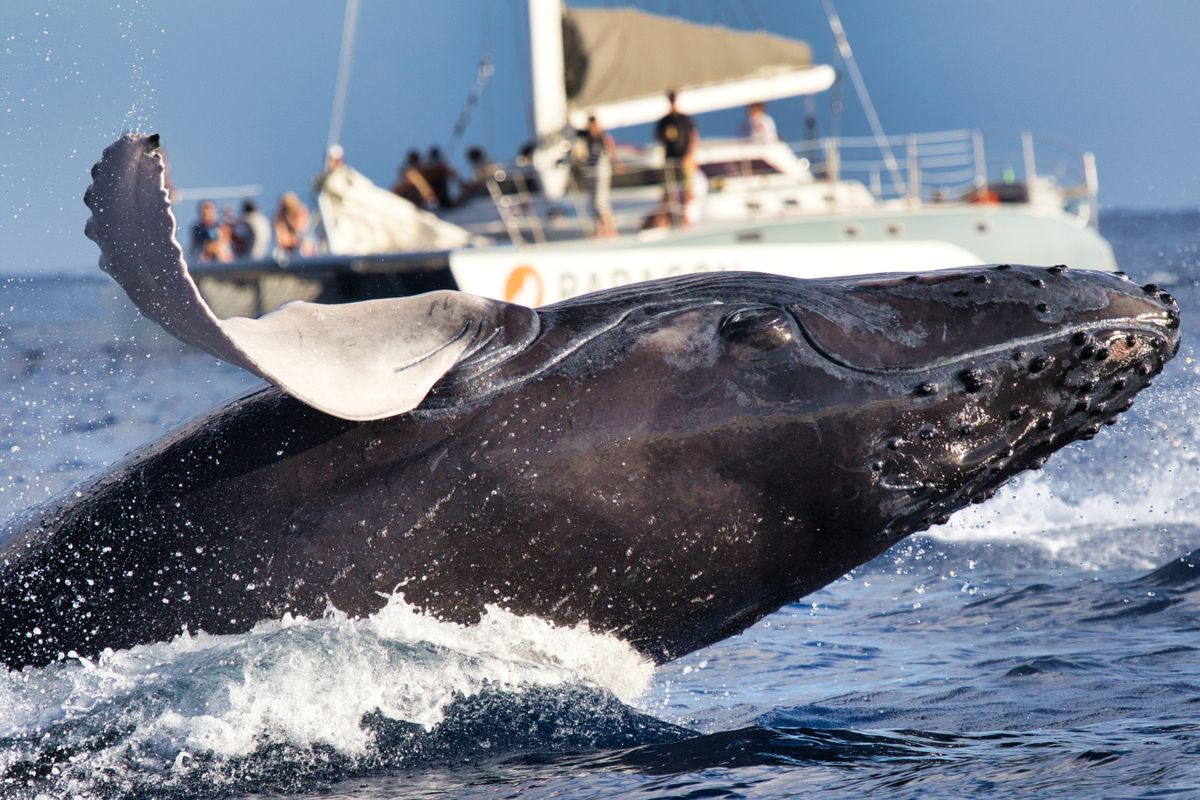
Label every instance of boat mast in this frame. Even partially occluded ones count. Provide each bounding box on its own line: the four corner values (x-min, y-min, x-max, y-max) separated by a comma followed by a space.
528, 0, 567, 142
821, 0, 904, 196
327, 0, 360, 155
525, 0, 571, 199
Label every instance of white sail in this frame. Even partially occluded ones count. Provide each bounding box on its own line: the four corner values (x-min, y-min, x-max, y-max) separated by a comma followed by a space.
316, 165, 477, 255
561, 7, 836, 130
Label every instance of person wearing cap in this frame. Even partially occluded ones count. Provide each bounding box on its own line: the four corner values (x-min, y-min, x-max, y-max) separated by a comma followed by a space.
326, 143, 345, 170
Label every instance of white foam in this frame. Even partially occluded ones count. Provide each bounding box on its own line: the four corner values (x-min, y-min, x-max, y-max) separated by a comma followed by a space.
0, 595, 653, 764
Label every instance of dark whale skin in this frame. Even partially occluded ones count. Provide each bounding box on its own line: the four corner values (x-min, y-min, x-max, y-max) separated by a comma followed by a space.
0, 268, 1180, 668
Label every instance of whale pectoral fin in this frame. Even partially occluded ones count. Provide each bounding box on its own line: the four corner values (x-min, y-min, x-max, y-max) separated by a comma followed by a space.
84, 133, 271, 375
220, 292, 523, 420
85, 133, 538, 421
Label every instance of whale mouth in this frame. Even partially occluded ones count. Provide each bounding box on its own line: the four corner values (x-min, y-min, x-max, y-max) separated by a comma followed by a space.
798, 315, 1176, 376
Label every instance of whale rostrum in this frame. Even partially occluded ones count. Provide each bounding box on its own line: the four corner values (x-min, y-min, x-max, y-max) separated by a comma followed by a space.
0, 134, 1181, 669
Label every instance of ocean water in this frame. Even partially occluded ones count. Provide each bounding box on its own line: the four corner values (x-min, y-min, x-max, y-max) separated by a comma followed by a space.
0, 210, 1198, 799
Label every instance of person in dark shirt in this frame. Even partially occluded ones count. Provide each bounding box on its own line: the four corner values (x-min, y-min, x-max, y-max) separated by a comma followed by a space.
653, 90, 698, 227
459, 146, 499, 202
422, 146, 459, 209
392, 150, 437, 208
230, 200, 271, 260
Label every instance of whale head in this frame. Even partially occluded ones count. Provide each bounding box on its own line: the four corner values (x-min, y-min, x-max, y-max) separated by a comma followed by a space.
780, 264, 1179, 544
481, 265, 1178, 605
622, 266, 1179, 574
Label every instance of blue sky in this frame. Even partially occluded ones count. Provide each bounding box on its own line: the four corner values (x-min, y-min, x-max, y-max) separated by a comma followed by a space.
1, 0, 1198, 274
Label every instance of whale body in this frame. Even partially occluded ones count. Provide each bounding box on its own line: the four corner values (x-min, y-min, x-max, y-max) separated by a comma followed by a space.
0, 135, 1181, 669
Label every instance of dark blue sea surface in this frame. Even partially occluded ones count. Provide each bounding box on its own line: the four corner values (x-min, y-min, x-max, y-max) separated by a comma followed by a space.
0, 210, 1198, 799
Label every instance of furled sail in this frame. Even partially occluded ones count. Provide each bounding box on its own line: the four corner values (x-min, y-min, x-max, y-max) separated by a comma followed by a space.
562, 7, 836, 130
316, 164, 478, 255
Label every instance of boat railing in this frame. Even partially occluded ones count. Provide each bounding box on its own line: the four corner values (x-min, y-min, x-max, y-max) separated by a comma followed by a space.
479, 127, 1101, 245
484, 166, 549, 245
791, 128, 1099, 227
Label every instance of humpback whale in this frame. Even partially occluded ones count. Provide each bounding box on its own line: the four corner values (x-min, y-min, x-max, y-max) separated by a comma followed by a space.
0, 135, 1181, 669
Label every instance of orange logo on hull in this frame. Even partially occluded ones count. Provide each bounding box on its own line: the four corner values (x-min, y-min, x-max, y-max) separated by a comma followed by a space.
504, 265, 544, 307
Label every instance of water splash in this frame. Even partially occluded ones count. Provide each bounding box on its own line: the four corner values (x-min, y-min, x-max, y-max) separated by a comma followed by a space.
116, 0, 159, 131
0, 595, 656, 798
930, 377, 1200, 569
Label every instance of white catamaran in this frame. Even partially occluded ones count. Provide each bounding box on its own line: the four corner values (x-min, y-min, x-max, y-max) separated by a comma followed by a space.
192, 0, 1117, 318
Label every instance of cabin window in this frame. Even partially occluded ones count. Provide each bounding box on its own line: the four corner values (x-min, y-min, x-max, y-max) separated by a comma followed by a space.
700, 159, 781, 179
609, 168, 666, 190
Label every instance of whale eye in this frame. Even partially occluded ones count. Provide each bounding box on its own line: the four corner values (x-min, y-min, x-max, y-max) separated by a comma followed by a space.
718, 306, 795, 350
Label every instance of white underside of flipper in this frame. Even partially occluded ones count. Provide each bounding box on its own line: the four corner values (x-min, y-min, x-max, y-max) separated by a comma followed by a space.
84, 134, 536, 421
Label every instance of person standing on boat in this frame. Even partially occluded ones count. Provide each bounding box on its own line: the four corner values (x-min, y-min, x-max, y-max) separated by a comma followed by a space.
741, 102, 779, 144
654, 90, 697, 228
581, 115, 621, 238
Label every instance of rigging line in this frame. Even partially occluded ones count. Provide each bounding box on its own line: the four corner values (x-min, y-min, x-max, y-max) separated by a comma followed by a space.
483, 0, 494, 151
829, 68, 844, 140
820, 0, 905, 196
446, 0, 496, 154
326, 0, 360, 154
447, 56, 496, 155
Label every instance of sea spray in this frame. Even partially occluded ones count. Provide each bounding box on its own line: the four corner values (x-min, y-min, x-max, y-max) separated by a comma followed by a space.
931, 379, 1200, 569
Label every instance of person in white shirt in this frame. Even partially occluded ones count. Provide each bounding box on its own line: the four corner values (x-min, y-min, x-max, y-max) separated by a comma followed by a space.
741, 102, 779, 143
231, 200, 272, 260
